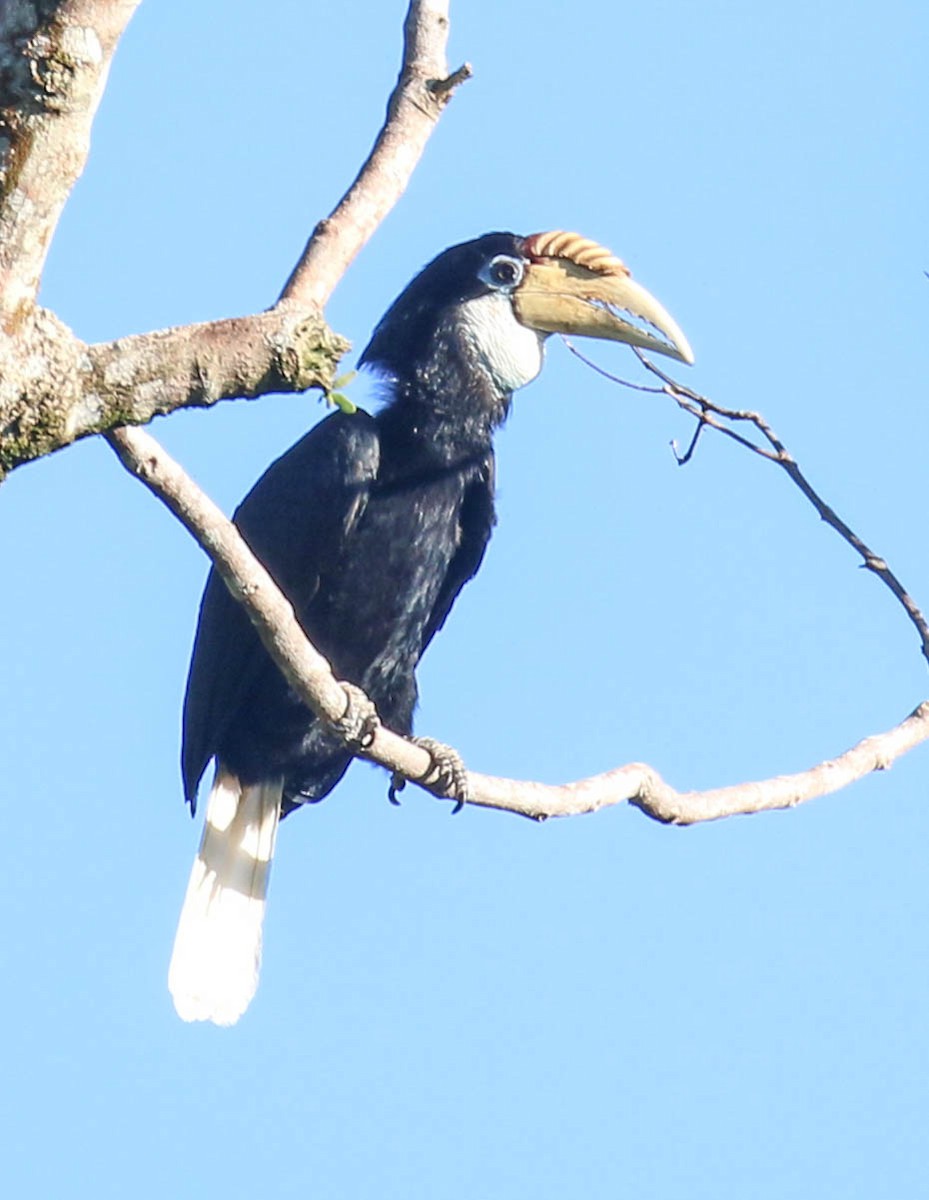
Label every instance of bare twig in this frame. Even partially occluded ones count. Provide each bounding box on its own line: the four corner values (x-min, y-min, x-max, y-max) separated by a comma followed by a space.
560, 338, 664, 395
106, 425, 929, 826
278, 0, 470, 310
468, 701, 929, 822
562, 340, 929, 667
637, 350, 929, 667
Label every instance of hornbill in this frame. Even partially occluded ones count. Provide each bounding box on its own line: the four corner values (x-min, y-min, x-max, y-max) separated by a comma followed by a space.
169, 230, 693, 1025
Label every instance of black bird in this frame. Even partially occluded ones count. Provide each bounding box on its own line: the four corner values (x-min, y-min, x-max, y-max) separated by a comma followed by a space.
169, 230, 693, 1025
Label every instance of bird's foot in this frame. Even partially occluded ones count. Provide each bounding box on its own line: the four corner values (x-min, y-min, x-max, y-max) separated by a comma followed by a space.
388, 736, 471, 814
333, 682, 379, 750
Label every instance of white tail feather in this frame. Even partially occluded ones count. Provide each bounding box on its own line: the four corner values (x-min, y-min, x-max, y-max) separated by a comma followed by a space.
168, 767, 282, 1026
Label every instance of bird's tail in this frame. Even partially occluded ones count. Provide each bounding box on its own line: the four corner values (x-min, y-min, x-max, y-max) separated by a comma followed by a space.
168, 765, 282, 1026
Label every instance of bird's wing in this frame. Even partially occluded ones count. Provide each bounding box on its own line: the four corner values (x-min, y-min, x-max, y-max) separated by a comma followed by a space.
420, 453, 496, 654
181, 410, 381, 810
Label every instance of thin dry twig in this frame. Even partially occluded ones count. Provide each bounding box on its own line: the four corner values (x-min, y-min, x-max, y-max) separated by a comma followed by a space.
469, 701, 929, 822
564, 338, 929, 667
639, 350, 929, 666
278, 0, 471, 310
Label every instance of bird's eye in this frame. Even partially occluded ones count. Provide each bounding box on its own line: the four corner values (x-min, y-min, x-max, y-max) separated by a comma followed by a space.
484, 255, 524, 289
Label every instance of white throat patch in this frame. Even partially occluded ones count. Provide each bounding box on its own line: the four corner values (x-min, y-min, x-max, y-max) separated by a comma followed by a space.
456, 292, 546, 394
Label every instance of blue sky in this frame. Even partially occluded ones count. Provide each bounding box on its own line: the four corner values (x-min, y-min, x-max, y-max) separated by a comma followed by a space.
2, 1, 928, 1196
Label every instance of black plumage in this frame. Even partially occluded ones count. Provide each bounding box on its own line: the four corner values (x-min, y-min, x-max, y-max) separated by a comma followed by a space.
169, 228, 692, 1024
181, 233, 522, 816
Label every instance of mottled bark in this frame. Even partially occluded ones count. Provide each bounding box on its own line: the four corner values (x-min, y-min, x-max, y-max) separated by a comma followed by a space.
0, 306, 346, 474
0, 0, 140, 322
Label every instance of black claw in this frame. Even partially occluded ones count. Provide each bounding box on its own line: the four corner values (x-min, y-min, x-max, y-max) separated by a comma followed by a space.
387, 774, 406, 806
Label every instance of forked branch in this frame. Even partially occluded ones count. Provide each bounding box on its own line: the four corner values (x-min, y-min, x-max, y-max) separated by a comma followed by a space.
0, 1, 470, 476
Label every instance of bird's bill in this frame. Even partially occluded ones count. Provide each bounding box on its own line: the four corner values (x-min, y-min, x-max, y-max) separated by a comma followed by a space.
513, 238, 694, 365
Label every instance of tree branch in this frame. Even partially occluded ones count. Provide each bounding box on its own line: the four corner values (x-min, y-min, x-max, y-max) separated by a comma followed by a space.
278, 0, 471, 310
467, 703, 929, 822
106, 424, 453, 803
0, 1, 470, 478
0, 308, 348, 475
0, 0, 140, 324
106, 424, 929, 826
0, 1, 350, 476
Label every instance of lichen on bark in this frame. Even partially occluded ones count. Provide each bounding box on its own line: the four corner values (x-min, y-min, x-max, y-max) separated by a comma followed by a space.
0, 305, 349, 478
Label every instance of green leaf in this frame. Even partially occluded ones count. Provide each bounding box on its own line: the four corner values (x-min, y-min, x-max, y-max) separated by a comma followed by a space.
327, 392, 357, 415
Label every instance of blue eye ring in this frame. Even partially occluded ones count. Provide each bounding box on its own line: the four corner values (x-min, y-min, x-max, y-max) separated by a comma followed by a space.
483, 254, 524, 289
